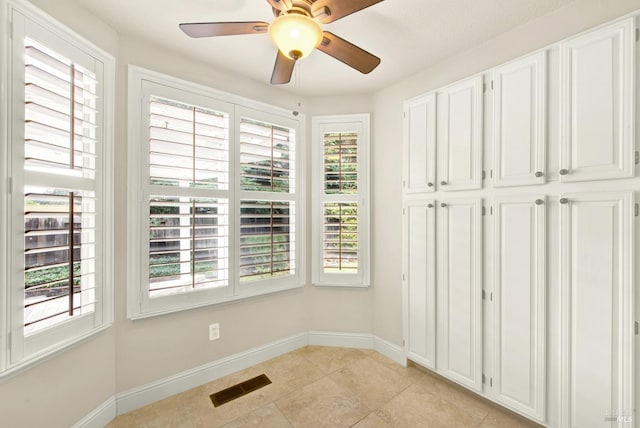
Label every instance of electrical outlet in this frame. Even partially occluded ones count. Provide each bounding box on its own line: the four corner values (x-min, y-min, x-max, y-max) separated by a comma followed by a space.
209, 323, 220, 341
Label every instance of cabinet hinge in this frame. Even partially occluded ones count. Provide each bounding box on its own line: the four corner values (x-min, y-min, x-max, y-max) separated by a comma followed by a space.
403, 339, 406, 347
636, 28, 639, 42
635, 151, 639, 165
483, 83, 487, 93
490, 206, 493, 215
635, 203, 639, 217
482, 290, 486, 300
491, 80, 494, 90
490, 377, 493, 387
403, 208, 406, 215
482, 170, 486, 180
482, 206, 486, 216
635, 321, 639, 335
403, 111, 406, 119
402, 180, 406, 188
482, 373, 486, 384
402, 274, 406, 281
490, 292, 493, 302
490, 169, 493, 178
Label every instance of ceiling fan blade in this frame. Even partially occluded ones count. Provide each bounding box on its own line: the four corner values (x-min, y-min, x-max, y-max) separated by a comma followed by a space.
271, 50, 296, 85
179, 22, 269, 38
266, 0, 292, 12
312, 0, 383, 24
317, 31, 381, 74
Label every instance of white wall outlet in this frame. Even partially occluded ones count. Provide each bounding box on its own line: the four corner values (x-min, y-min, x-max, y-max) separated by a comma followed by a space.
208, 323, 220, 341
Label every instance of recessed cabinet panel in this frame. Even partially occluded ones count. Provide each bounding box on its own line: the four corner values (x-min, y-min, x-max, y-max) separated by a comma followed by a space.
437, 76, 483, 191
492, 52, 547, 187
559, 192, 634, 428
404, 200, 436, 369
437, 198, 483, 391
404, 94, 437, 193
492, 196, 546, 422
559, 18, 635, 182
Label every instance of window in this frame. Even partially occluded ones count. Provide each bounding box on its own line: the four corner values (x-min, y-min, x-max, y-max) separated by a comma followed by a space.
312, 115, 370, 287
128, 68, 303, 318
1, 1, 114, 373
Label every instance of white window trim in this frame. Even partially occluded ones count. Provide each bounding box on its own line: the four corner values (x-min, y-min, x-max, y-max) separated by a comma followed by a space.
311, 114, 371, 287
0, 0, 114, 377
127, 66, 306, 319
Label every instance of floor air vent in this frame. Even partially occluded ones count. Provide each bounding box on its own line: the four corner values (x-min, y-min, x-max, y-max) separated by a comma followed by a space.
209, 374, 272, 407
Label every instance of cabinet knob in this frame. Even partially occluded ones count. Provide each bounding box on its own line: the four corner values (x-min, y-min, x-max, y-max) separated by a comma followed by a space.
427, 203, 434, 208
559, 169, 569, 176
440, 203, 447, 208
560, 198, 569, 204
535, 199, 544, 205
440, 181, 447, 186
535, 171, 544, 178
427, 182, 434, 187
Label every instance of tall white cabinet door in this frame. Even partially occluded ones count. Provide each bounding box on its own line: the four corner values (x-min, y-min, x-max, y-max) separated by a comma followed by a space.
492, 52, 547, 187
437, 76, 484, 191
492, 196, 546, 422
559, 18, 635, 182
403, 200, 437, 369
404, 93, 437, 193
437, 198, 483, 391
559, 192, 634, 428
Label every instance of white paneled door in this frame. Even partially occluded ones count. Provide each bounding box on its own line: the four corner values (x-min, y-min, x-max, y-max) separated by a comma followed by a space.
559, 192, 634, 428
559, 18, 635, 182
492, 52, 547, 187
404, 93, 437, 193
403, 200, 437, 369
437, 76, 484, 191
492, 195, 546, 422
437, 198, 483, 391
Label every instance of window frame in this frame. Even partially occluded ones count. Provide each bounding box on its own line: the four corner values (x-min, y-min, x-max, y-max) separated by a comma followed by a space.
0, 0, 114, 376
311, 114, 371, 287
127, 66, 305, 319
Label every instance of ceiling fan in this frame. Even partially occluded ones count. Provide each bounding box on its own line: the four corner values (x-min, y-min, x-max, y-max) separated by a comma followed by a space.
179, 0, 384, 85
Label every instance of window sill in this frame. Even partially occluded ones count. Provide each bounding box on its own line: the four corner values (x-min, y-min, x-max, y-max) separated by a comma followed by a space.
0, 322, 113, 381
129, 282, 305, 321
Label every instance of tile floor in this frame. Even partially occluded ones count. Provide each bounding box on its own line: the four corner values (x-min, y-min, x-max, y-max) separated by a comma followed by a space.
107, 346, 542, 428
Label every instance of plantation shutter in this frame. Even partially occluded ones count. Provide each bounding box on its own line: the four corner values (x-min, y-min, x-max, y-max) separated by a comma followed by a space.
238, 115, 296, 282
22, 38, 99, 334
146, 96, 230, 298
312, 115, 370, 287
322, 132, 359, 273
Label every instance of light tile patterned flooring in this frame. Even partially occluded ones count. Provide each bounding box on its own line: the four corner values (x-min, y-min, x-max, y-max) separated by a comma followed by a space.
107, 346, 541, 428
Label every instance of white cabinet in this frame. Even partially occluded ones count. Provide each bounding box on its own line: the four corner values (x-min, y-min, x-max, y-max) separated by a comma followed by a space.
403, 200, 436, 369
437, 198, 483, 391
403, 93, 437, 193
437, 76, 484, 191
492, 52, 547, 187
559, 192, 634, 428
492, 195, 546, 422
559, 18, 635, 182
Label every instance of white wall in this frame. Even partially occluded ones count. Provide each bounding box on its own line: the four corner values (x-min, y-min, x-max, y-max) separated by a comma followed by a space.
371, 0, 640, 345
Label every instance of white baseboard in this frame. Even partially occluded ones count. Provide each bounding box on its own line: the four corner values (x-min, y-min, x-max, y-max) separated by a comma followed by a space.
72, 396, 117, 428
373, 336, 407, 367
308, 331, 374, 349
75, 331, 405, 425
116, 332, 308, 415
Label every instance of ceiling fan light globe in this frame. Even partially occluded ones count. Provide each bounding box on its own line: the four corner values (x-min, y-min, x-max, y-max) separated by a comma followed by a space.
268, 13, 322, 60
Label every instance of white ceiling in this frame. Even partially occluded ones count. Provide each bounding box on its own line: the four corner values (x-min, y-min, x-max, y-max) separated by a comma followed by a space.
75, 0, 574, 96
